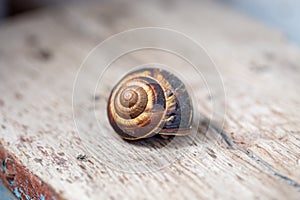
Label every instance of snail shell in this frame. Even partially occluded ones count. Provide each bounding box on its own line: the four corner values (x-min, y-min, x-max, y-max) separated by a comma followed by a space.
107, 68, 193, 140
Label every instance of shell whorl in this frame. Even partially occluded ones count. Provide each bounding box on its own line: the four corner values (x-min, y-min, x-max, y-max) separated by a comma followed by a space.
107, 68, 193, 140
115, 84, 148, 119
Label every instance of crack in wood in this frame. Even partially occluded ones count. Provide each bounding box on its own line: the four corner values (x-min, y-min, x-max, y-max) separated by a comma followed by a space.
209, 122, 300, 191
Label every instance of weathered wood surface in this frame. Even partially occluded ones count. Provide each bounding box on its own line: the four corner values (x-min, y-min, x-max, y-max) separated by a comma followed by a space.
0, 0, 300, 199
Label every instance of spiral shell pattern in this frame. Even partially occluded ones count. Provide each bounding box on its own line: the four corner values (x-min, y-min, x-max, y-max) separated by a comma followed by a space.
107, 68, 193, 140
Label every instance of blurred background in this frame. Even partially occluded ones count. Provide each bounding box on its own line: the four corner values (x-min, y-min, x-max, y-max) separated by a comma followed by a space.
0, 0, 299, 45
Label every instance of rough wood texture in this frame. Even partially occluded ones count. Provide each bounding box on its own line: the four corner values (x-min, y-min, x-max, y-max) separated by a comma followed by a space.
0, 0, 300, 199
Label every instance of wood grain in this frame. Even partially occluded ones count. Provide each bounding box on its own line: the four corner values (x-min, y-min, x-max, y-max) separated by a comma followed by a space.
0, 0, 299, 199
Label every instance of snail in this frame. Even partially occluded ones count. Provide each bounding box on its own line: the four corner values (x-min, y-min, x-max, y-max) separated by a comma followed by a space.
107, 68, 193, 140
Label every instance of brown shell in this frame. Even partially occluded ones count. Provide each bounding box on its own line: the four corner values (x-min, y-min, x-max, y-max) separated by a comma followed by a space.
107, 68, 193, 140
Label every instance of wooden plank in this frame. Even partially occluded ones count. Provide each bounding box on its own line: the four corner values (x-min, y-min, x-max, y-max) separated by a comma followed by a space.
0, 0, 299, 199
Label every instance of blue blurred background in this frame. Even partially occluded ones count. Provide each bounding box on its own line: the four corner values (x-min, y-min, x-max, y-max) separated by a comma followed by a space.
0, 180, 16, 200
219, 0, 300, 45
0, 0, 298, 45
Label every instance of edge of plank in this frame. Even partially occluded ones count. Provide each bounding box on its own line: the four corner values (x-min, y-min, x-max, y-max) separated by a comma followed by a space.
0, 141, 63, 200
